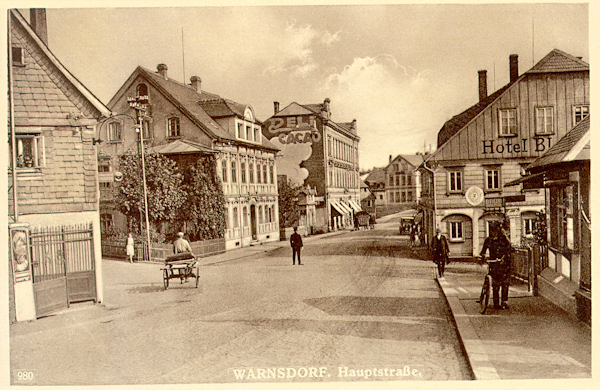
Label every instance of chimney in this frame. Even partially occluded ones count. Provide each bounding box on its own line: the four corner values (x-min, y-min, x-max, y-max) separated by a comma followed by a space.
478, 70, 487, 102
577, 56, 583, 60
509, 54, 519, 83
30, 9, 48, 46
389, 155, 392, 164
351, 119, 357, 130
274, 101, 280, 114
190, 76, 201, 93
157, 64, 168, 80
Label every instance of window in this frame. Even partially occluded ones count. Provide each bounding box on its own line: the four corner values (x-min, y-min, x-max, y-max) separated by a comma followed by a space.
100, 213, 113, 232
573, 105, 589, 124
225, 208, 229, 229
12, 47, 23, 66
98, 159, 111, 172
523, 217, 535, 237
231, 160, 237, 183
254, 127, 260, 142
328, 137, 332, 156
141, 119, 152, 140
551, 186, 574, 250
243, 206, 248, 227
263, 165, 268, 184
269, 165, 274, 184
99, 182, 111, 189
407, 191, 413, 202
449, 221, 463, 240
233, 207, 239, 228
256, 164, 261, 184
108, 122, 122, 142
268, 206, 272, 222
167, 117, 180, 138
407, 175, 412, 186
485, 168, 501, 191
379, 194, 383, 200
499, 108, 517, 136
237, 123, 243, 139
241, 162, 246, 183
221, 159, 228, 182
389, 176, 394, 186
536, 107, 554, 134
136, 83, 148, 97
258, 206, 263, 224
15, 135, 45, 168
401, 191, 406, 203
448, 169, 463, 192
249, 163, 254, 183
246, 126, 252, 141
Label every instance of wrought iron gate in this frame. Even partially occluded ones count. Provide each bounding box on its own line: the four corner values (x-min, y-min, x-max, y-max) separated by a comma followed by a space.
30, 223, 97, 317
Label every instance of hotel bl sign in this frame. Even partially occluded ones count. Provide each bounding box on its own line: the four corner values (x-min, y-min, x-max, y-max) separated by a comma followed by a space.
482, 137, 552, 155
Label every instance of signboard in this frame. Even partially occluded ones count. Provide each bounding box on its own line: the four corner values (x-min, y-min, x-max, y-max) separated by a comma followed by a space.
484, 197, 504, 210
10, 226, 32, 283
264, 115, 322, 144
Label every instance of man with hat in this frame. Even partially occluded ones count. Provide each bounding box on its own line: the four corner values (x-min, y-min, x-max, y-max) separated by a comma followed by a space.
173, 232, 194, 256
431, 227, 450, 277
480, 221, 513, 309
290, 226, 303, 265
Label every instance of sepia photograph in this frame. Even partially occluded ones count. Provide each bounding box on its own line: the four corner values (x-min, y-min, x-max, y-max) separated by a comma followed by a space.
4, 0, 594, 388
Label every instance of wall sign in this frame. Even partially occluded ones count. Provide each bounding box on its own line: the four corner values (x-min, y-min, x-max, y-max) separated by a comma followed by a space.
10, 227, 32, 283
482, 137, 552, 155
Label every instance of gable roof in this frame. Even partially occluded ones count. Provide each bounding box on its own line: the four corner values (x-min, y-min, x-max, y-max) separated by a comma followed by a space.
10, 10, 110, 123
148, 139, 215, 155
110, 66, 278, 152
528, 115, 590, 170
365, 167, 385, 184
526, 49, 589, 74
273, 102, 317, 117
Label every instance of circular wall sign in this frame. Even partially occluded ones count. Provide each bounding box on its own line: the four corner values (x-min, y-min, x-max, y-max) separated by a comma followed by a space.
114, 171, 123, 182
465, 186, 484, 206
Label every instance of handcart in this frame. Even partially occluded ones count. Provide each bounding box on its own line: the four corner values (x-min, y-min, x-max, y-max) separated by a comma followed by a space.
161, 252, 200, 290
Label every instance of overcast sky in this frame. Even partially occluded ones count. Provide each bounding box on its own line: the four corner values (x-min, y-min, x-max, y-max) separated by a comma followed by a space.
26, 2, 588, 170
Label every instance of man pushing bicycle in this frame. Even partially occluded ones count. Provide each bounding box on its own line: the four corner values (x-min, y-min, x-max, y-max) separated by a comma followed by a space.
479, 221, 513, 310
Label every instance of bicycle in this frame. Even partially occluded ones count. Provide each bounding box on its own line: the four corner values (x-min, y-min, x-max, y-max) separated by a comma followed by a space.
478, 257, 504, 314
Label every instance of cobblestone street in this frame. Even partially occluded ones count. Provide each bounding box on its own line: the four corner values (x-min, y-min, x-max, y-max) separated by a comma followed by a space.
10, 222, 472, 385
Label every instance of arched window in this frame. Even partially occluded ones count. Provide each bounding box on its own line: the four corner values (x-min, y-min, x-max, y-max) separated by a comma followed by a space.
264, 206, 268, 224
243, 207, 248, 227
136, 83, 148, 97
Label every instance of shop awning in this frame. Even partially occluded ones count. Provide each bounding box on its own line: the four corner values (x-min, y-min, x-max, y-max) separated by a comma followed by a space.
337, 201, 353, 214
330, 201, 348, 216
348, 200, 362, 212
505, 172, 544, 188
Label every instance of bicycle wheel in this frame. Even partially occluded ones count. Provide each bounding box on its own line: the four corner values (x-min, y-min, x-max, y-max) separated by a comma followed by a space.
163, 269, 169, 290
479, 275, 491, 314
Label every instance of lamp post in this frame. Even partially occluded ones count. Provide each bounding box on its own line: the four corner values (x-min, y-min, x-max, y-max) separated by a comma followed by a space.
128, 95, 151, 260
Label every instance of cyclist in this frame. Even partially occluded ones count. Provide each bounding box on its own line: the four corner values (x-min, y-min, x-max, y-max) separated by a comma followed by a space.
479, 222, 513, 310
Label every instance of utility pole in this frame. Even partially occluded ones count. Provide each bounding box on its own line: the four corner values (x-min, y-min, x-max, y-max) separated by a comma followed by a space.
127, 95, 151, 260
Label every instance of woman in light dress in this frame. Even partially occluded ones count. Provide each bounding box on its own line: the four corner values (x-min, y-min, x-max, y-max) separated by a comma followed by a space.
126, 233, 135, 263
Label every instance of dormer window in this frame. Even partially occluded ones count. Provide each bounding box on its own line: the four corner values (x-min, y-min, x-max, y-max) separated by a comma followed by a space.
167, 117, 180, 138
12, 47, 24, 66
254, 127, 260, 143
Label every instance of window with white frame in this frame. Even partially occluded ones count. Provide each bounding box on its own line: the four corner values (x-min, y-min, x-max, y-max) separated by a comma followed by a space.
536, 106, 554, 134
15, 134, 45, 168
246, 126, 252, 141
485, 167, 501, 191
448, 169, 463, 192
573, 105, 589, 125
523, 217, 535, 237
107, 122, 122, 142
449, 221, 463, 240
499, 108, 517, 136
167, 117, 180, 138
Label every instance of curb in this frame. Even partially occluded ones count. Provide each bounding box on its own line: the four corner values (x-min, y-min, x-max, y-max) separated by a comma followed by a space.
436, 277, 500, 380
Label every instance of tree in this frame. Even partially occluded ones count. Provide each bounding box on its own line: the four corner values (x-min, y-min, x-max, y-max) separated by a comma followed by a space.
176, 156, 226, 241
278, 177, 300, 228
116, 150, 187, 236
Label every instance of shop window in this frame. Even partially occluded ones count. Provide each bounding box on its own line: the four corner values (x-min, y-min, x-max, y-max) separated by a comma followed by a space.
15, 134, 45, 168
448, 169, 463, 193
499, 108, 517, 136
535, 106, 554, 135
573, 105, 589, 125
167, 117, 180, 138
107, 122, 122, 142
449, 221, 463, 241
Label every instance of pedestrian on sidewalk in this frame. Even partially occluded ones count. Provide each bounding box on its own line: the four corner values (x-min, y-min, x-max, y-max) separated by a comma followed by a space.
290, 226, 303, 265
431, 228, 449, 276
126, 233, 135, 263
479, 222, 513, 310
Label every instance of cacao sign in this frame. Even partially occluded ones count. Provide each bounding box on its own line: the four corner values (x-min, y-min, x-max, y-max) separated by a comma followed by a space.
264, 115, 322, 144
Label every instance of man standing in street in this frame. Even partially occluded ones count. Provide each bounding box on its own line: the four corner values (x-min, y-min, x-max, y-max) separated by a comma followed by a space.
431, 227, 449, 277
174, 232, 194, 256
480, 222, 513, 310
290, 227, 303, 265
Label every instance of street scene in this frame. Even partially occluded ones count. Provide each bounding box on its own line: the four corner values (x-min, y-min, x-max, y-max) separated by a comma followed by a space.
6, 2, 593, 388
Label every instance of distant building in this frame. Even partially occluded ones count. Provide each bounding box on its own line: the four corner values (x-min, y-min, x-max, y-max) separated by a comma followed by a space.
364, 167, 385, 214
8, 9, 110, 320
100, 64, 280, 250
263, 99, 361, 232
419, 50, 589, 256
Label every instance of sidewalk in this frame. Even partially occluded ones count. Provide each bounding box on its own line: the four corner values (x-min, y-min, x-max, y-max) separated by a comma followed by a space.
437, 262, 591, 380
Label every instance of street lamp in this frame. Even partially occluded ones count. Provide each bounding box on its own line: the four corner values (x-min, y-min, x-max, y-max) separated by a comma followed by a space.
128, 95, 151, 260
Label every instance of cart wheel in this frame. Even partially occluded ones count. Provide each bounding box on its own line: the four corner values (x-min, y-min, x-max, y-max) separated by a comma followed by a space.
195, 267, 200, 288
163, 269, 169, 290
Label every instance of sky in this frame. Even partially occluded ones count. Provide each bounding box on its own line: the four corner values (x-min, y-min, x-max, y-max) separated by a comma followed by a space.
18, 1, 589, 170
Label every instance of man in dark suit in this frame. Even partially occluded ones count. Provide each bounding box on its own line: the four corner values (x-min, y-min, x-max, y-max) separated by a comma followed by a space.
480, 222, 513, 309
431, 228, 450, 277
290, 227, 303, 265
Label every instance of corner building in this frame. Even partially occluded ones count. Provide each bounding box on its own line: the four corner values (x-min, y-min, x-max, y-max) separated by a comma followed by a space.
420, 50, 589, 257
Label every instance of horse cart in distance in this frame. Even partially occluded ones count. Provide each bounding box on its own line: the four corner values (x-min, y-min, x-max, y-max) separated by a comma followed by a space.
161, 252, 200, 289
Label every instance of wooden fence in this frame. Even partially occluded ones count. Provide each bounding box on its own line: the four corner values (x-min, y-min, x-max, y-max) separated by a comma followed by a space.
102, 237, 226, 262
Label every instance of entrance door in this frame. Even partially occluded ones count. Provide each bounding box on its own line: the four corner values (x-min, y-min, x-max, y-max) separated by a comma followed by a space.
250, 205, 257, 240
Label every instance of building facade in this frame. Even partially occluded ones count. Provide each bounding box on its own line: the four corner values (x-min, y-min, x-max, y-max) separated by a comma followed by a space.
263, 99, 361, 231
382, 154, 424, 212
8, 9, 110, 320
99, 64, 279, 250
420, 50, 589, 257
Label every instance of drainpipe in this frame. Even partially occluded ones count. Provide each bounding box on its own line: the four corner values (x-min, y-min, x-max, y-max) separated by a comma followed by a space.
422, 161, 437, 244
